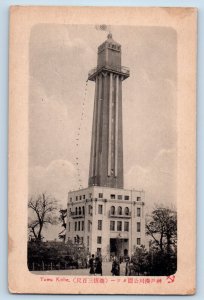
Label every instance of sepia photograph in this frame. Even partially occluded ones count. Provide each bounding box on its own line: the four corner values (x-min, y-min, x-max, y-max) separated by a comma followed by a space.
8, 6, 196, 294
28, 24, 177, 277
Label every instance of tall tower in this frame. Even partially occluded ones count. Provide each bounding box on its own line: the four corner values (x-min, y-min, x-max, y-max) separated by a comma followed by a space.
88, 33, 129, 188
66, 33, 146, 258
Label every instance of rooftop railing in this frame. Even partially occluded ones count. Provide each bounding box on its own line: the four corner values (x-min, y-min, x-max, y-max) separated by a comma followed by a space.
88, 65, 130, 79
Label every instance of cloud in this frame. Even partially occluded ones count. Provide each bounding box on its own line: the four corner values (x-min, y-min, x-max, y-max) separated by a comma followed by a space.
29, 159, 78, 206
30, 24, 94, 55
29, 157, 81, 241
29, 77, 80, 167
125, 149, 177, 211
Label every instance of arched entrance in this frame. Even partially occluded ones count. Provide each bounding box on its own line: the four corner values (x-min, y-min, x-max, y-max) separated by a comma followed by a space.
124, 249, 128, 256
110, 238, 129, 257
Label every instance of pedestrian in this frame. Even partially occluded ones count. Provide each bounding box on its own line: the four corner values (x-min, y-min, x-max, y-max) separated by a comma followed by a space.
89, 254, 95, 275
95, 256, 103, 276
86, 255, 89, 268
111, 256, 120, 276
125, 257, 131, 276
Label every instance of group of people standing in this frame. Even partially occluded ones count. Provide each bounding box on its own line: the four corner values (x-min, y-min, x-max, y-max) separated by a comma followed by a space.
89, 254, 103, 276
89, 254, 122, 276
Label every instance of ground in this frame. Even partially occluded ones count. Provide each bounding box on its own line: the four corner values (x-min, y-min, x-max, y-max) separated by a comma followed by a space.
32, 262, 127, 276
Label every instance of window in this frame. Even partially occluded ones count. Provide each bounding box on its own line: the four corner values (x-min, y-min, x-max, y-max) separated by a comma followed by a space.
75, 207, 78, 215
124, 222, 129, 232
137, 222, 141, 232
75, 222, 77, 231
97, 236, 102, 244
79, 207, 82, 215
137, 207, 141, 217
82, 206, 85, 215
83, 195, 85, 199
78, 221, 81, 231
98, 220, 102, 230
88, 220, 91, 232
117, 221, 122, 231
118, 206, 122, 215
110, 221, 115, 231
124, 207, 129, 215
82, 221, 84, 231
137, 238, 141, 245
70, 197, 72, 202
87, 236, 89, 246
99, 193, 103, 198
98, 204, 103, 214
124, 195, 129, 200
79, 195, 82, 200
118, 195, 122, 200
88, 205, 92, 214
97, 248, 101, 254
110, 194, 115, 199
110, 206, 115, 215
137, 197, 141, 201
76, 196, 78, 201
68, 222, 70, 232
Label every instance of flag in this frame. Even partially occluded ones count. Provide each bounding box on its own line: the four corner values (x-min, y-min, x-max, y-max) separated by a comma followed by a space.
95, 24, 111, 32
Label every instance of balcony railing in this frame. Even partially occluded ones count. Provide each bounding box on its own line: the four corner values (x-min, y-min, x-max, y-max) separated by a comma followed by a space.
69, 212, 85, 219
88, 65, 130, 80
109, 211, 131, 218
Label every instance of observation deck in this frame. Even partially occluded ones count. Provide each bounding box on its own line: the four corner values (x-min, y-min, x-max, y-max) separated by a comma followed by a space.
88, 64, 130, 81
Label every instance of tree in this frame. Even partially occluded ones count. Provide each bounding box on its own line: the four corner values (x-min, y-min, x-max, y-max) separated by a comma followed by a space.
28, 193, 59, 242
58, 209, 67, 242
146, 207, 177, 253
146, 207, 177, 275
131, 245, 149, 275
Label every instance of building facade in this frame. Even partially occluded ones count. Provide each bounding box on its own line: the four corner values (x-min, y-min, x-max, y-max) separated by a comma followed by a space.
67, 186, 145, 258
66, 33, 145, 258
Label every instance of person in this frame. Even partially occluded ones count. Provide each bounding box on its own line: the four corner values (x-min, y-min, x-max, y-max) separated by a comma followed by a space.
111, 256, 120, 276
95, 256, 103, 276
86, 255, 90, 269
89, 254, 95, 275
125, 256, 130, 276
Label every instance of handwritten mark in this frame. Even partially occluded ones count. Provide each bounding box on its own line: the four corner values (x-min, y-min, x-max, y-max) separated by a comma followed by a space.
166, 275, 175, 283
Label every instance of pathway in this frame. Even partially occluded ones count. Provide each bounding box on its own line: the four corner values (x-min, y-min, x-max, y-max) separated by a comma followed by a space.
32, 262, 127, 276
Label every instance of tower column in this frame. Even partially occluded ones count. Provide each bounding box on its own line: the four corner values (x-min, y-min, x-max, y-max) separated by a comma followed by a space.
108, 72, 113, 177
95, 74, 103, 177
115, 75, 119, 177
89, 76, 98, 179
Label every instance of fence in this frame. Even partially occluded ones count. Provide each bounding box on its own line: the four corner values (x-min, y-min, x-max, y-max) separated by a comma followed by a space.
28, 259, 88, 271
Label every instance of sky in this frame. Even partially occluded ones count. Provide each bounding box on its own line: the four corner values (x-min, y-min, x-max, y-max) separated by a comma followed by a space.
29, 24, 177, 240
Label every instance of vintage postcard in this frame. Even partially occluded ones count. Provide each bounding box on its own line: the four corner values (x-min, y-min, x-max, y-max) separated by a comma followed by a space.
8, 6, 197, 294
